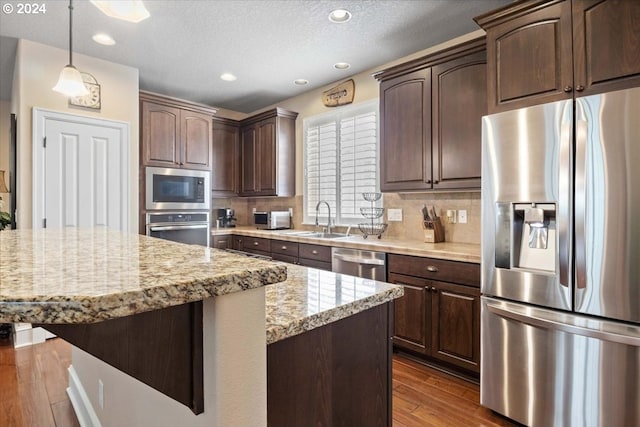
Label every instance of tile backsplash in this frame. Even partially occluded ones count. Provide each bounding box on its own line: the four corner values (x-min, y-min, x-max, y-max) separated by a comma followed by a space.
382, 192, 480, 244
213, 191, 480, 245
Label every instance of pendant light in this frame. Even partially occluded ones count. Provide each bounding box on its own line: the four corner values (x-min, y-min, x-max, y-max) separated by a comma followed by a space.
90, 1, 150, 23
53, 0, 89, 97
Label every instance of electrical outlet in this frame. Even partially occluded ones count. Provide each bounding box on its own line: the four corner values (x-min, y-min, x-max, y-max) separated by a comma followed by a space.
98, 379, 104, 409
458, 209, 467, 224
387, 208, 402, 221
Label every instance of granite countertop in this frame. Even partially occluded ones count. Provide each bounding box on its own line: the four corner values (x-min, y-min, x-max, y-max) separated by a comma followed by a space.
0, 227, 287, 324
213, 226, 480, 263
265, 263, 403, 344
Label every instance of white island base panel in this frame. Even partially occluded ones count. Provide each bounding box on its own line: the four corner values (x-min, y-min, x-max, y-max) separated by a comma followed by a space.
66, 286, 267, 427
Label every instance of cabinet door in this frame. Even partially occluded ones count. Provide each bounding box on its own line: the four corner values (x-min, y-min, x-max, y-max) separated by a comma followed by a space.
484, 1, 573, 113
232, 235, 244, 251
257, 118, 277, 195
388, 273, 429, 354
429, 280, 480, 373
211, 235, 231, 249
240, 124, 258, 195
380, 69, 432, 192
572, 0, 640, 96
141, 101, 180, 167
211, 121, 239, 196
432, 50, 486, 190
181, 110, 212, 170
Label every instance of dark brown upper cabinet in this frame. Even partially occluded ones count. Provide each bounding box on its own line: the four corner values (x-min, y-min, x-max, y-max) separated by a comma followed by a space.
379, 69, 432, 192
140, 92, 213, 170
432, 50, 486, 189
475, 0, 640, 114
376, 37, 486, 192
239, 108, 297, 197
211, 118, 240, 197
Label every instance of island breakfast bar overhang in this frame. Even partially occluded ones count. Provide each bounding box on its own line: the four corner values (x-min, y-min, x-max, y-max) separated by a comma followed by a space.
0, 227, 404, 426
0, 227, 286, 424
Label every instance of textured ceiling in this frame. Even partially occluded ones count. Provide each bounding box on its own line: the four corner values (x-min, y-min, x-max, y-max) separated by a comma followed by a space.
0, 0, 509, 113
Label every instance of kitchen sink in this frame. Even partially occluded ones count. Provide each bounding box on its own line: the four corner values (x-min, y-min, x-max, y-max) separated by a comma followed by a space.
276, 230, 353, 239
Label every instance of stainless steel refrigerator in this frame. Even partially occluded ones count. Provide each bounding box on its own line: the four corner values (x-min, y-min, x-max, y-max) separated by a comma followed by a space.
481, 87, 640, 427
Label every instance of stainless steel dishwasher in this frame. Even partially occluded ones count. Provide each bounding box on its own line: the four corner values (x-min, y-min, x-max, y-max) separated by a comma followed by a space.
331, 247, 386, 280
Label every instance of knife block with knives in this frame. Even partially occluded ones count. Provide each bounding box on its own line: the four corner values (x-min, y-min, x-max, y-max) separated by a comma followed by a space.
422, 205, 445, 243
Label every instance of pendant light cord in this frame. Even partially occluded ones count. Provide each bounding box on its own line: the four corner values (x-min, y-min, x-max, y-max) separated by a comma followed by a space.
68, 0, 73, 66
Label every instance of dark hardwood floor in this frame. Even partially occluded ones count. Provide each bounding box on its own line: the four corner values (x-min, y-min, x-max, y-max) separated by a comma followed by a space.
0, 337, 518, 427
0, 337, 79, 427
392, 354, 519, 427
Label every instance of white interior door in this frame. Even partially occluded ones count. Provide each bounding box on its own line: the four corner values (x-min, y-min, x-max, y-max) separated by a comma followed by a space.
33, 108, 130, 231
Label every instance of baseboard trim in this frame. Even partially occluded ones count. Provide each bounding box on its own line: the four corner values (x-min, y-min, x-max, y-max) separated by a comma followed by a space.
13, 325, 49, 348
67, 365, 102, 427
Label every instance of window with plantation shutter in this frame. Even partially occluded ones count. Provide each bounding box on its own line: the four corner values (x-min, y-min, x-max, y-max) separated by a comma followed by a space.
304, 100, 380, 226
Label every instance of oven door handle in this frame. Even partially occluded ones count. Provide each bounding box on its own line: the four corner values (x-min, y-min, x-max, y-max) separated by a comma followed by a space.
149, 224, 209, 232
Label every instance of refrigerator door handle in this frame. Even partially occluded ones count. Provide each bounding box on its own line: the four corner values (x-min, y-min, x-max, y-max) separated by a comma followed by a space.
486, 302, 640, 347
574, 101, 588, 290
558, 111, 572, 287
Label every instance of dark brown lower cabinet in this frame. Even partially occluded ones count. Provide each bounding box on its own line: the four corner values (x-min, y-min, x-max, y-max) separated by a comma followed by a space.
388, 254, 480, 375
211, 235, 231, 249
267, 302, 392, 427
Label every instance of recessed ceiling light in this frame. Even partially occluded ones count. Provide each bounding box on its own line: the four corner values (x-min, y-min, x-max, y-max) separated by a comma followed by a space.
294, 79, 309, 86
334, 62, 351, 70
220, 73, 237, 82
92, 33, 116, 46
328, 9, 352, 23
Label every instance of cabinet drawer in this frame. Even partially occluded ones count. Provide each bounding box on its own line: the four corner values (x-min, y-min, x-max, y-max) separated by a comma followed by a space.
298, 243, 331, 263
388, 254, 479, 287
298, 258, 332, 271
271, 253, 297, 264
271, 240, 299, 257
242, 236, 272, 253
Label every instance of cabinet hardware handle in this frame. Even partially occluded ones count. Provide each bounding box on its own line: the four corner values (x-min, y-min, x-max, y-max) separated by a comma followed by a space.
426, 179, 432, 184
312, 250, 318, 255
575, 85, 585, 92
253, 242, 259, 246
563, 85, 573, 92
426, 265, 438, 272
433, 180, 439, 184
432, 287, 438, 293
281, 246, 287, 250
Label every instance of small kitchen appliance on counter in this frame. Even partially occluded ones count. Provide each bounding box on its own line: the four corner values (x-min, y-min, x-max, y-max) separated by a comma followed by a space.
253, 210, 292, 230
216, 208, 236, 228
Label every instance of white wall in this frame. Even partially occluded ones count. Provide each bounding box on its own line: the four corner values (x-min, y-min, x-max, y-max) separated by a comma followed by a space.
13, 39, 139, 231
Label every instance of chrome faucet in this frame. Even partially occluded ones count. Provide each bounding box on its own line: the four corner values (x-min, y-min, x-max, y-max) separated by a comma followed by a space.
315, 200, 332, 234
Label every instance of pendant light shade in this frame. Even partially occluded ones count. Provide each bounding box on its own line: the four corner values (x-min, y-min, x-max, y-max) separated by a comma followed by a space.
53, 65, 88, 97
90, 1, 150, 23
53, 0, 89, 97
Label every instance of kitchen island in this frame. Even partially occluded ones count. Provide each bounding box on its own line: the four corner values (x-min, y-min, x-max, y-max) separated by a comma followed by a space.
0, 227, 402, 427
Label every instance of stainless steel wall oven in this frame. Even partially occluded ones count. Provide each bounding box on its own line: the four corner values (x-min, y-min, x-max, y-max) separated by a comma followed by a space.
146, 212, 210, 247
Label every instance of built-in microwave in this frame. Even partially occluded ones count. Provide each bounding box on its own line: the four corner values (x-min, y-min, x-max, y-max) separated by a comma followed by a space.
146, 167, 210, 210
